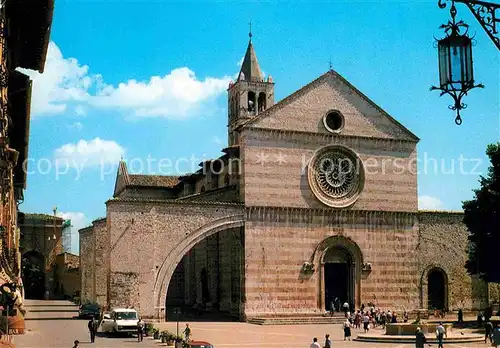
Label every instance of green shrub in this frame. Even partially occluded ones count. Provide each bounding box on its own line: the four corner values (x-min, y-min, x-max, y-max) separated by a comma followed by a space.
145, 322, 154, 333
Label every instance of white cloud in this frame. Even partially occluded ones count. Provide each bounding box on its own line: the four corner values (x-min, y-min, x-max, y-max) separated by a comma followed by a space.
68, 121, 83, 130
74, 105, 87, 116
21, 41, 232, 119
57, 211, 89, 254
92, 67, 232, 119
418, 195, 444, 210
54, 138, 125, 168
18, 42, 93, 117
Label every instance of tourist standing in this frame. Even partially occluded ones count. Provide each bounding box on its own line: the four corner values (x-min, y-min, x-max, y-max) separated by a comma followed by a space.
343, 301, 349, 317
88, 315, 98, 343
363, 312, 370, 333
183, 323, 191, 342
354, 310, 361, 329
403, 311, 409, 323
323, 334, 331, 348
310, 337, 321, 348
72, 340, 80, 348
330, 300, 335, 317
485, 320, 494, 344
137, 317, 145, 342
415, 327, 427, 348
343, 319, 352, 341
457, 308, 463, 324
436, 322, 446, 348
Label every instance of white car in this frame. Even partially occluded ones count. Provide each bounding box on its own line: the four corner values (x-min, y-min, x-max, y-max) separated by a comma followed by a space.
101, 308, 139, 334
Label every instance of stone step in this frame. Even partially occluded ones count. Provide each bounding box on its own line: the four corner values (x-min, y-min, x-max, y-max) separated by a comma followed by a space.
247, 316, 347, 325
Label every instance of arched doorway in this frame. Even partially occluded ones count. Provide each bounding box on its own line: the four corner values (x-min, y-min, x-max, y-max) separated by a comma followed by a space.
322, 246, 355, 311
427, 268, 447, 310
164, 227, 244, 322
21, 251, 45, 299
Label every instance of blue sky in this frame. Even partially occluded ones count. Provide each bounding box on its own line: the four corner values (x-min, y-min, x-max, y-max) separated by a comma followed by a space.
20, 1, 499, 254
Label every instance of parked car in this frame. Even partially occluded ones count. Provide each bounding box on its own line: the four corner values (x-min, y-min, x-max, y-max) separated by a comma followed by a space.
188, 341, 214, 348
78, 303, 100, 319
100, 308, 138, 334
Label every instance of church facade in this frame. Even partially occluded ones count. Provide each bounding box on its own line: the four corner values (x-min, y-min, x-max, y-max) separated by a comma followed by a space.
79, 38, 498, 320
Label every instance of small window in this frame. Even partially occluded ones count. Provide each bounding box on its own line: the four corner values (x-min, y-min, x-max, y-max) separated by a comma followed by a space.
323, 110, 344, 133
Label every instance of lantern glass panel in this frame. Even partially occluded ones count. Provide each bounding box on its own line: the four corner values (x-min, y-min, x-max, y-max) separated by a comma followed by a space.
449, 39, 463, 90
464, 39, 474, 86
438, 41, 450, 88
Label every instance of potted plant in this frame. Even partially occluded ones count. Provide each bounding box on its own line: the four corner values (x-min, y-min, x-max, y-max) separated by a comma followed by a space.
152, 327, 160, 339
145, 322, 154, 336
166, 332, 175, 346
161, 330, 169, 343
174, 335, 185, 348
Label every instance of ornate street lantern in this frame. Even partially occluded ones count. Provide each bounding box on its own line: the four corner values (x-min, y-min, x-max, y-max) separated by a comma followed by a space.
431, 0, 484, 125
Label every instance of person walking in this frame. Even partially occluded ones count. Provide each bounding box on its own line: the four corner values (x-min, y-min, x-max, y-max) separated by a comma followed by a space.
309, 337, 321, 348
485, 320, 494, 344
493, 324, 500, 348
137, 317, 145, 342
323, 334, 331, 348
436, 322, 446, 348
342, 302, 349, 317
457, 308, 463, 324
415, 327, 427, 348
72, 340, 80, 348
363, 312, 370, 333
343, 319, 352, 341
183, 323, 191, 342
88, 315, 98, 343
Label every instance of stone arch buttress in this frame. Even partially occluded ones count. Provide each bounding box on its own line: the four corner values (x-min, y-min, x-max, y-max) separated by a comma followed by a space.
153, 215, 245, 318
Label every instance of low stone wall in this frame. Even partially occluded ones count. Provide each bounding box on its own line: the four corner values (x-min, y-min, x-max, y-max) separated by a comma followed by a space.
385, 323, 452, 336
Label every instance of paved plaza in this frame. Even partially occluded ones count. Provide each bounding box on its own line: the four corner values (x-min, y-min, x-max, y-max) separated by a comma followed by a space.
12, 300, 491, 348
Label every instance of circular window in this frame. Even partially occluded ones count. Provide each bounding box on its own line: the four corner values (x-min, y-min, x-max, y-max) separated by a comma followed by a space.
307, 145, 364, 208
323, 110, 344, 133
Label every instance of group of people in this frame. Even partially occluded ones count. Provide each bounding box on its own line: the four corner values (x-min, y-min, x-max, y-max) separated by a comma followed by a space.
311, 302, 500, 348
414, 322, 447, 348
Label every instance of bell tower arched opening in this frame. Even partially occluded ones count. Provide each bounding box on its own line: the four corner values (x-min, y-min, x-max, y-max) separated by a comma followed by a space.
258, 92, 266, 112
247, 91, 256, 113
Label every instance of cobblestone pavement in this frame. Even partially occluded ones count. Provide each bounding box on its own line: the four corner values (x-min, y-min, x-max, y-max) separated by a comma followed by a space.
14, 301, 490, 348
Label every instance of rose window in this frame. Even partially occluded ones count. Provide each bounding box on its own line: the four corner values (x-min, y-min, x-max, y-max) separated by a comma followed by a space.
307, 146, 364, 208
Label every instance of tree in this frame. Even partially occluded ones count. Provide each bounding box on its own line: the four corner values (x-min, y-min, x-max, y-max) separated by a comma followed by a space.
463, 142, 500, 283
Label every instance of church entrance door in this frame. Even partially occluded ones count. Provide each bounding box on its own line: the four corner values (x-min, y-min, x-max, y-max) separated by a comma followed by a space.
322, 246, 354, 311
427, 268, 447, 310
324, 263, 349, 311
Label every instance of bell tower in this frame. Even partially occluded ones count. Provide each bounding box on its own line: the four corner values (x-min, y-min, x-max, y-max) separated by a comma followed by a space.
228, 31, 274, 146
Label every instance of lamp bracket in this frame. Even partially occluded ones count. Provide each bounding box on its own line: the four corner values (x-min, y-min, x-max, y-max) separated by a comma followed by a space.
438, 0, 500, 50
430, 82, 485, 124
